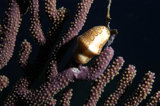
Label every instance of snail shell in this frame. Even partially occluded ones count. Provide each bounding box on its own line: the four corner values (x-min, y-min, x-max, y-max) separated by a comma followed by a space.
73, 26, 110, 64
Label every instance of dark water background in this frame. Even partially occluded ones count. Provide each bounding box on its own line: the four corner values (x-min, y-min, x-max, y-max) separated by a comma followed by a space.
0, 0, 160, 105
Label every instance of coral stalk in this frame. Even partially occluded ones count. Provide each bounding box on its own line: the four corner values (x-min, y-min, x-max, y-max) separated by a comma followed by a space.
18, 39, 32, 68
124, 71, 155, 106
0, 75, 9, 92
0, 0, 21, 69
84, 56, 124, 106
60, 89, 73, 106
146, 91, 160, 106
104, 65, 136, 105
4, 68, 75, 105
29, 0, 46, 45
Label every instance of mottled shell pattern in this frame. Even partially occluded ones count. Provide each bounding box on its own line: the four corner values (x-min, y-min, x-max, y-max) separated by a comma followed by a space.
73, 26, 110, 64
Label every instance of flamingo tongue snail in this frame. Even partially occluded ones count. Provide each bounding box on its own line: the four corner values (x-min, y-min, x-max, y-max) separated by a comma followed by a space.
73, 0, 118, 64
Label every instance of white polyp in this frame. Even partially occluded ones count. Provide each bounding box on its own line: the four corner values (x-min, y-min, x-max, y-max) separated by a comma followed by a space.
71, 67, 81, 78
72, 67, 81, 73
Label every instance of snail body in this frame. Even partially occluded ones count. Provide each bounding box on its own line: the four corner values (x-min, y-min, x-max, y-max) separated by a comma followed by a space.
73, 26, 110, 64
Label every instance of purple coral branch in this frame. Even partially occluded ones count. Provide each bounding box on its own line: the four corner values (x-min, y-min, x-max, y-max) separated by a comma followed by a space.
18, 39, 32, 68
44, 0, 68, 43
104, 65, 136, 105
61, 0, 94, 45
60, 89, 73, 106
0, 75, 9, 92
29, 0, 46, 45
84, 56, 124, 106
146, 91, 160, 106
124, 71, 155, 106
44, 0, 68, 22
0, 0, 21, 69
4, 68, 75, 105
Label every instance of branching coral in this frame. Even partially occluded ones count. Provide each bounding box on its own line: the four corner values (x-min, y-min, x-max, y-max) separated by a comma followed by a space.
0, 0, 160, 106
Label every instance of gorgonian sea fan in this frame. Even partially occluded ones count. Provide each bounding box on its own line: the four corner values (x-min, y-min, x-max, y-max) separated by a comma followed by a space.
0, 0, 159, 106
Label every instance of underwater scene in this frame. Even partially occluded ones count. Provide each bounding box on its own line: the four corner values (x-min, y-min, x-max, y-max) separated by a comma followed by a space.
0, 0, 160, 105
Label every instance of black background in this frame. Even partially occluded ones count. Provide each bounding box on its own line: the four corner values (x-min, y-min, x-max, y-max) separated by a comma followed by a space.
0, 0, 160, 105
